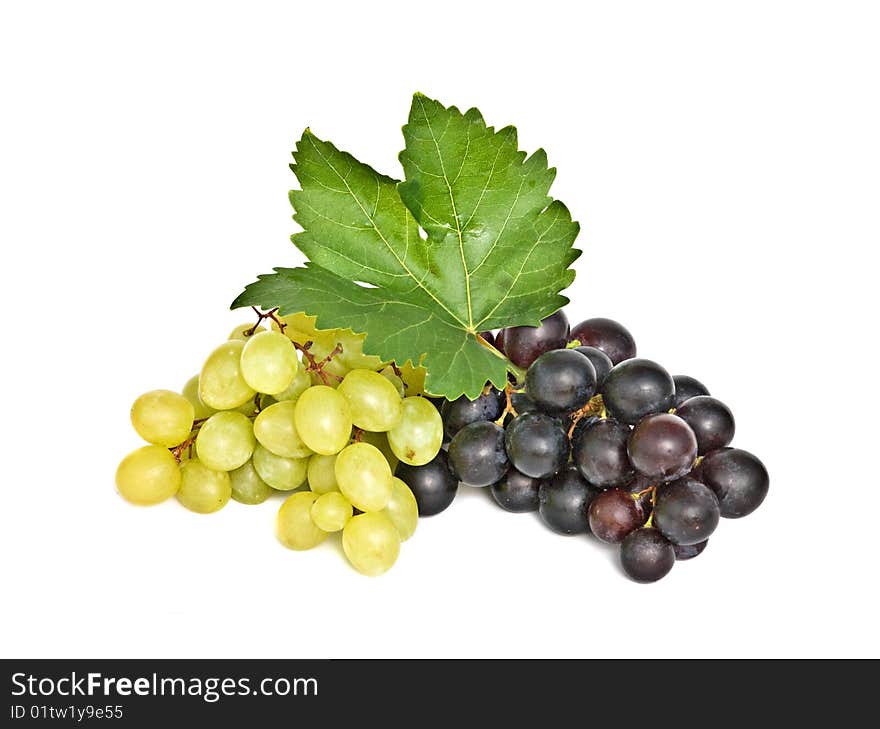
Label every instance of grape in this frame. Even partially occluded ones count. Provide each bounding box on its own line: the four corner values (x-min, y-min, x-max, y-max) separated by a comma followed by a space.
277, 492, 328, 551
674, 539, 708, 561
620, 528, 675, 583
130, 389, 195, 448
504, 412, 567, 479
358, 430, 399, 472
383, 477, 419, 541
447, 421, 508, 487
675, 396, 735, 455
379, 366, 406, 398
337, 369, 403, 432
441, 388, 504, 440
253, 401, 313, 459
671, 375, 710, 408
395, 451, 458, 516
478, 330, 496, 347
601, 358, 675, 425
294, 385, 352, 455
115, 445, 181, 505
653, 477, 720, 545
306, 453, 339, 494
228, 322, 264, 340
335, 442, 393, 512
310, 491, 353, 532
573, 346, 613, 387
192, 412, 254, 472
181, 375, 217, 420
697, 448, 769, 518
588, 488, 645, 544
499, 310, 569, 368
623, 472, 655, 520
199, 340, 256, 410
177, 460, 232, 514
525, 348, 596, 414
387, 396, 443, 466
490, 468, 542, 513
569, 317, 636, 365
627, 413, 698, 481
572, 419, 634, 488
494, 328, 506, 354
229, 460, 273, 505
509, 391, 538, 416
252, 444, 308, 491
342, 512, 401, 576
306, 339, 351, 385
239, 331, 299, 395
538, 467, 602, 535
273, 365, 311, 404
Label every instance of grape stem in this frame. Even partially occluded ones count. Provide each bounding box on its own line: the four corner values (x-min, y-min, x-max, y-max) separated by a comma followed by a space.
246, 306, 286, 337
566, 394, 606, 440
294, 340, 344, 385
493, 383, 520, 426
351, 427, 364, 443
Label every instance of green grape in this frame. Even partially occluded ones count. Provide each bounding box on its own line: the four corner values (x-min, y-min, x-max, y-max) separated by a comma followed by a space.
342, 512, 401, 576
337, 369, 403, 432
181, 375, 217, 420
359, 430, 399, 472
240, 331, 299, 395
130, 389, 194, 447
335, 442, 392, 512
195, 411, 255, 471
294, 385, 352, 455
116, 445, 181, 505
177, 459, 231, 514
229, 459, 274, 505
274, 366, 311, 404
228, 322, 265, 340
199, 340, 256, 410
253, 401, 313, 458
335, 330, 384, 371
387, 396, 443, 466
277, 491, 328, 550
252, 444, 308, 491
383, 477, 418, 541
306, 453, 338, 494
379, 366, 406, 398
310, 491, 353, 532
235, 397, 260, 417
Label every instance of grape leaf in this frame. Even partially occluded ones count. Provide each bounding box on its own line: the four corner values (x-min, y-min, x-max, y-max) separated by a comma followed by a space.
233, 94, 580, 399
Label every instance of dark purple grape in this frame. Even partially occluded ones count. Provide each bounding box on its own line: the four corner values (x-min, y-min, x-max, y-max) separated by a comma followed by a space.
569, 415, 601, 451
601, 358, 675, 425
674, 539, 708, 561
620, 528, 675, 583
569, 317, 636, 365
509, 391, 538, 415
447, 421, 508, 487
675, 396, 735, 455
588, 488, 645, 544
395, 451, 458, 516
627, 413, 697, 481
478, 331, 496, 347
573, 346, 613, 386
494, 328, 506, 354
490, 468, 542, 513
623, 473, 655, 520
441, 388, 505, 440
525, 348, 596, 414
572, 419, 634, 488
504, 412, 568, 479
499, 310, 569, 369
653, 477, 720, 546
698, 448, 769, 518
672, 375, 710, 408
538, 467, 602, 535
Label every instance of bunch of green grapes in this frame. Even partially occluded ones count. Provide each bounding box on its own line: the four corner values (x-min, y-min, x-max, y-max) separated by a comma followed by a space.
116, 316, 443, 576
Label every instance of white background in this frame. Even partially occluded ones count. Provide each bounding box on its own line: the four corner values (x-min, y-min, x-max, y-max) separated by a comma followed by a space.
1, 1, 878, 659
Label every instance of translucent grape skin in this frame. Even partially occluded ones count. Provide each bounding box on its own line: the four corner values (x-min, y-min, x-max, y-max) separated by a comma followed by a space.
447, 421, 508, 487
627, 413, 698, 481
620, 527, 676, 583
441, 388, 505, 440
334, 442, 393, 512
569, 317, 636, 365
195, 411, 256, 472
294, 385, 352, 455
310, 491, 353, 532
342, 512, 401, 576
675, 396, 735, 455
176, 460, 232, 514
394, 451, 458, 516
277, 492, 328, 551
253, 401, 313, 459
538, 467, 602, 535
252, 444, 308, 491
383, 477, 419, 541
601, 358, 675, 425
588, 488, 645, 544
338, 369, 403, 432
671, 375, 710, 409
116, 445, 181, 505
573, 346, 614, 387
525, 348, 597, 414
229, 460, 274, 505
239, 330, 299, 395
499, 310, 570, 369
130, 389, 194, 447
306, 453, 339, 494
674, 539, 709, 561
199, 340, 256, 410
387, 396, 443, 466
357, 430, 399, 473
697, 448, 769, 518
572, 419, 634, 488
504, 412, 568, 479
273, 366, 311, 404
181, 375, 217, 420
653, 477, 720, 546
490, 468, 542, 513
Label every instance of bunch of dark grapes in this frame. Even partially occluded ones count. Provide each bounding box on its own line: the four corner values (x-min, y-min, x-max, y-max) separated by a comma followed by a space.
393, 311, 769, 583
